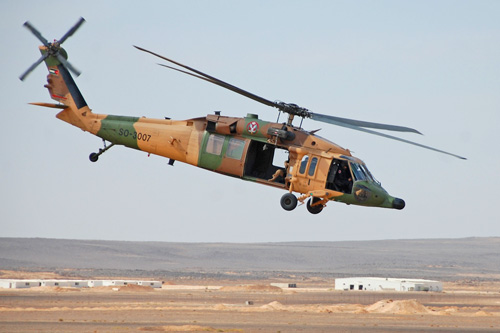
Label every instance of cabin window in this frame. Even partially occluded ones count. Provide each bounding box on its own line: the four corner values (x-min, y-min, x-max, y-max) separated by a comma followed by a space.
205, 134, 224, 155
299, 155, 309, 174
226, 138, 245, 160
308, 157, 318, 176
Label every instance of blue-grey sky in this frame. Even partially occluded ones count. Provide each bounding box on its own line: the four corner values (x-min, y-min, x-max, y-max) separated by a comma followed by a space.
1, 0, 499, 242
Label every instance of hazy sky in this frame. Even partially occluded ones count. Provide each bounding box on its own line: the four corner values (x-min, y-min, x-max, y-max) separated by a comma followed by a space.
1, 1, 499, 242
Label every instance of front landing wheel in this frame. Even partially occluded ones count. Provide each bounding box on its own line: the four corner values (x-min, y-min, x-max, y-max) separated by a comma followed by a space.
280, 193, 298, 211
307, 197, 323, 214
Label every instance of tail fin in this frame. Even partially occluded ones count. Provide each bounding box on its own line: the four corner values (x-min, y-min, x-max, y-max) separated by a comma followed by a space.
43, 46, 87, 109
39, 46, 96, 132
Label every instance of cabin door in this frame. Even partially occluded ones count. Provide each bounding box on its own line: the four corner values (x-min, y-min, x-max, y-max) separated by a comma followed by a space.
291, 154, 330, 193
243, 141, 289, 187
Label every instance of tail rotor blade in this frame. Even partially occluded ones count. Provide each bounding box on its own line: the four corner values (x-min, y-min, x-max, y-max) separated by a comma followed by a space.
56, 53, 81, 77
58, 17, 85, 44
19, 53, 48, 81
23, 21, 49, 47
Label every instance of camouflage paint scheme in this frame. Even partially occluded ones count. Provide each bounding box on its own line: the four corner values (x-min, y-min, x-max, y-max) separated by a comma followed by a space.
33, 46, 404, 212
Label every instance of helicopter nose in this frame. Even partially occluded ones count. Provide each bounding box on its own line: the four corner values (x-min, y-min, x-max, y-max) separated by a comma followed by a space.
392, 198, 405, 210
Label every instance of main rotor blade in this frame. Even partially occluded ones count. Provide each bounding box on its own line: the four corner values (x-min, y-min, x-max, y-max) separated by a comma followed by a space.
19, 53, 48, 81
157, 63, 277, 108
158, 63, 221, 84
56, 53, 81, 77
58, 17, 85, 44
134, 46, 277, 109
310, 112, 422, 134
316, 116, 466, 159
136, 46, 464, 159
23, 21, 49, 47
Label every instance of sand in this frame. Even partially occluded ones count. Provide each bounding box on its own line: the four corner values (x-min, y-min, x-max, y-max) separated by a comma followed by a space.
1, 276, 499, 332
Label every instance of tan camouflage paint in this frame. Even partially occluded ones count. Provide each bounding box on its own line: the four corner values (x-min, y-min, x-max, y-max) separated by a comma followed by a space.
32, 46, 403, 211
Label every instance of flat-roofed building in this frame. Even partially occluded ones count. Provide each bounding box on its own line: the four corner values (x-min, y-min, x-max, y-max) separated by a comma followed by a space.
335, 277, 442, 292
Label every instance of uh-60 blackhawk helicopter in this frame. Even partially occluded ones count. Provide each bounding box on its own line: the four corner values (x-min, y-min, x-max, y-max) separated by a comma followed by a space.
20, 18, 466, 214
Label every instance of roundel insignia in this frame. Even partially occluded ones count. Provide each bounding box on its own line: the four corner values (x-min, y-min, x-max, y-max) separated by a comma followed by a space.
247, 121, 259, 134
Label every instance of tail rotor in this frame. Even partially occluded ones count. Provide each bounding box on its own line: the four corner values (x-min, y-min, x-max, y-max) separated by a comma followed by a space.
19, 17, 85, 81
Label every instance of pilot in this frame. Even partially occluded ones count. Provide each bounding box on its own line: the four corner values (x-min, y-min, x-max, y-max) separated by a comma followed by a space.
334, 164, 352, 193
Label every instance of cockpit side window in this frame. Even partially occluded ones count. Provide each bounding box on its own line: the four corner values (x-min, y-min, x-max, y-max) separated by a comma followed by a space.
350, 162, 367, 181
299, 155, 309, 174
326, 158, 353, 194
361, 164, 380, 185
350, 162, 379, 184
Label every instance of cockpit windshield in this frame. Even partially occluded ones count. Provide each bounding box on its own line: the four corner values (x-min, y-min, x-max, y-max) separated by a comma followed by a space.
361, 164, 380, 185
349, 162, 381, 185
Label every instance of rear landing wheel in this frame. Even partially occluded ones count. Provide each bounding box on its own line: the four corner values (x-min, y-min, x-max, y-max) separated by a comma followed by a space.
89, 152, 99, 162
307, 197, 323, 214
89, 141, 115, 163
280, 193, 297, 211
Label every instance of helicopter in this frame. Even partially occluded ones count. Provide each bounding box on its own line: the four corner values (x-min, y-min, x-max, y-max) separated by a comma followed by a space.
20, 18, 466, 214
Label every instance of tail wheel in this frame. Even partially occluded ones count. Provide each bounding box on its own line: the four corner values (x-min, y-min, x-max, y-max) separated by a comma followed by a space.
89, 153, 99, 162
280, 193, 298, 211
307, 197, 323, 214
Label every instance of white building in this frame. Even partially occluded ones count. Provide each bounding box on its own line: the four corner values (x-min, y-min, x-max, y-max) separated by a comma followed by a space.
138, 281, 162, 288
0, 279, 41, 288
0, 279, 162, 289
88, 280, 162, 288
41, 280, 89, 288
93, 280, 138, 287
40, 280, 69, 287
88, 280, 104, 287
335, 277, 442, 292
270, 283, 297, 288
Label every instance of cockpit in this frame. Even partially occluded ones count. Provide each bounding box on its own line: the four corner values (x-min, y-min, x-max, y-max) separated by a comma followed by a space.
326, 156, 380, 194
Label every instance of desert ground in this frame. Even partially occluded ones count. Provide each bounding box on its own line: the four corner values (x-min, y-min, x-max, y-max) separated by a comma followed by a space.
1, 238, 500, 331
1, 271, 499, 332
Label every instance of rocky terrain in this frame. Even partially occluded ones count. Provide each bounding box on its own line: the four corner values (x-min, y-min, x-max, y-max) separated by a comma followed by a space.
1, 237, 499, 282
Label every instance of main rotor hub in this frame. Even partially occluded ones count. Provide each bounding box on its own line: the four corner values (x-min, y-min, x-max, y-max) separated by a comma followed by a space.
275, 101, 311, 119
